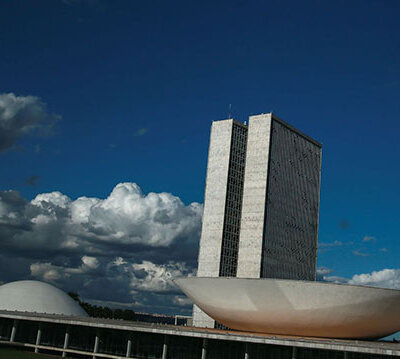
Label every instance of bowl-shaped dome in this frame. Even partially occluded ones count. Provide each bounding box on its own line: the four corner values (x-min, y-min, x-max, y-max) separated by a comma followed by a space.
175, 277, 400, 339
0, 280, 88, 317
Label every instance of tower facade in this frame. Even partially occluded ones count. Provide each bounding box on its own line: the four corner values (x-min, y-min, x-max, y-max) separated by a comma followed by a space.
237, 114, 321, 280
194, 119, 247, 328
193, 113, 322, 328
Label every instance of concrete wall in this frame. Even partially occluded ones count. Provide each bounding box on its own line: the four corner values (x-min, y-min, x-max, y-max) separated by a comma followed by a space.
237, 114, 272, 278
192, 304, 215, 329
197, 119, 233, 278
194, 119, 234, 328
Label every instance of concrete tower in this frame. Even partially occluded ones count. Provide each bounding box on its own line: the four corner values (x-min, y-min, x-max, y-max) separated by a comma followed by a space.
194, 118, 247, 328
237, 113, 322, 280
193, 113, 322, 328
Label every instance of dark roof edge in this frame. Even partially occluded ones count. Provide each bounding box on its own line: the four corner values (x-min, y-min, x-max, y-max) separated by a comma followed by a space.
270, 113, 322, 148
214, 115, 322, 146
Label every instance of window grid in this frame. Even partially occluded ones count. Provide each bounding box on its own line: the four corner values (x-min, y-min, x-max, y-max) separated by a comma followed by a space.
219, 123, 247, 277
261, 120, 321, 280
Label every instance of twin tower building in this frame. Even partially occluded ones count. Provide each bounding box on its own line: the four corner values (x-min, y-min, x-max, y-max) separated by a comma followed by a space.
193, 113, 322, 328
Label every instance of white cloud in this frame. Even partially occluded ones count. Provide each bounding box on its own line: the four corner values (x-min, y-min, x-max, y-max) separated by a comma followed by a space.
0, 183, 202, 252
30, 262, 62, 281
0, 182, 202, 314
316, 266, 349, 283
29, 256, 194, 313
81, 255, 99, 270
113, 257, 127, 266
130, 260, 194, 293
173, 296, 193, 306
67, 182, 202, 247
320, 268, 400, 290
316, 266, 332, 276
30, 255, 100, 282
32, 191, 71, 209
349, 269, 400, 289
0, 93, 60, 152
363, 236, 376, 242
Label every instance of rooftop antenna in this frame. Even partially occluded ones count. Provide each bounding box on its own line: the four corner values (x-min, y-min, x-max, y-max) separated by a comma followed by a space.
228, 104, 232, 119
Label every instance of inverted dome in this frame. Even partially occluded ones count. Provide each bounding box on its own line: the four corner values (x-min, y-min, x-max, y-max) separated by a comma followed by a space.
176, 277, 400, 339
0, 280, 88, 317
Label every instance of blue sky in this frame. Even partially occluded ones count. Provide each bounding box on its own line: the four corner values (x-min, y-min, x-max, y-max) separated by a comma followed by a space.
0, 0, 399, 314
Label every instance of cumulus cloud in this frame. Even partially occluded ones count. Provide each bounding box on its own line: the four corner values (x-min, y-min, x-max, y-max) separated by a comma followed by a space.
348, 269, 400, 289
363, 236, 376, 242
1, 182, 202, 251
29, 257, 194, 313
0, 93, 60, 152
0, 182, 202, 314
130, 261, 194, 293
319, 267, 400, 290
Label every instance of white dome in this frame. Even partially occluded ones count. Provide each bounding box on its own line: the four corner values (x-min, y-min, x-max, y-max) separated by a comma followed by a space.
0, 280, 88, 317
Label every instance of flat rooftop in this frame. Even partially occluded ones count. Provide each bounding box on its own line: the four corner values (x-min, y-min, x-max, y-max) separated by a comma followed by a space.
1, 310, 399, 356
214, 113, 322, 148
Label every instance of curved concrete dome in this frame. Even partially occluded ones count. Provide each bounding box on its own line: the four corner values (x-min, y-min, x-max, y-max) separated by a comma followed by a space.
0, 280, 88, 317
176, 277, 400, 339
